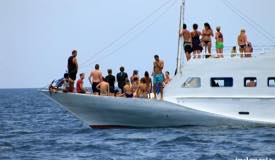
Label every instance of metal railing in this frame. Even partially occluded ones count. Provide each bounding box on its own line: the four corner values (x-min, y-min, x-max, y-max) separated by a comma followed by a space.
189, 45, 275, 60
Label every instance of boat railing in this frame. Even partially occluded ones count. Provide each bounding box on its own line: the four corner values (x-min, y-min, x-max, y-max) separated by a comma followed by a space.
190, 45, 275, 60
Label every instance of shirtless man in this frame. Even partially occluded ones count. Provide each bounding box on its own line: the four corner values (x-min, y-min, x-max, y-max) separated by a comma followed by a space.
153, 55, 164, 100
180, 24, 192, 61
96, 78, 109, 96
238, 29, 248, 57
89, 64, 103, 95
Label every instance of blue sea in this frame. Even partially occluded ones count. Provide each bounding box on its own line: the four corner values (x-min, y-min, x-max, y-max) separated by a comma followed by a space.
1, 89, 275, 160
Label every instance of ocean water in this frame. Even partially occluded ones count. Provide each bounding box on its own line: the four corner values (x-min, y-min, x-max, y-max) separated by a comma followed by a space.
0, 89, 275, 160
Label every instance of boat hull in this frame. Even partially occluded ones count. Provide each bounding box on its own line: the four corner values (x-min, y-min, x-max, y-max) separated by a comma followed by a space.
40, 90, 270, 128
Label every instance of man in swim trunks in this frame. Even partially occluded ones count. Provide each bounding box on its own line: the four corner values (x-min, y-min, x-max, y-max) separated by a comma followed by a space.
180, 24, 193, 61
153, 55, 164, 100
89, 64, 103, 95
67, 50, 78, 92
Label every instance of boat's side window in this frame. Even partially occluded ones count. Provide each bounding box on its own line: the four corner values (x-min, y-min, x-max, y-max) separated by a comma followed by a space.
210, 77, 233, 87
182, 77, 201, 88
244, 77, 257, 87
267, 77, 275, 87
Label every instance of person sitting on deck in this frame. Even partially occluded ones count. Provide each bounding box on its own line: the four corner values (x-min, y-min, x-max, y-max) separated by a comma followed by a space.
215, 26, 224, 58
116, 66, 128, 93
153, 55, 164, 100
123, 79, 134, 98
131, 77, 139, 97
191, 24, 202, 59
238, 29, 248, 57
49, 73, 69, 93
96, 78, 109, 96
130, 70, 139, 85
136, 78, 148, 98
144, 71, 152, 99
76, 73, 86, 94
202, 23, 214, 58
231, 46, 237, 57
180, 24, 193, 61
89, 64, 103, 95
105, 69, 117, 96
245, 42, 253, 57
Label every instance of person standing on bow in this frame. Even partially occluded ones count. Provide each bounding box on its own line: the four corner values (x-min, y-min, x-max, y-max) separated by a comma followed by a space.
215, 26, 224, 58
89, 64, 103, 95
191, 24, 202, 59
202, 23, 214, 58
180, 24, 193, 61
152, 55, 164, 100
238, 29, 248, 57
67, 50, 78, 92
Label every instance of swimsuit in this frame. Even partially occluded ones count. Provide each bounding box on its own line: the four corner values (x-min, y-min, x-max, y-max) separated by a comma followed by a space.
192, 33, 202, 51
125, 93, 133, 98
153, 73, 164, 85
216, 41, 224, 49
240, 44, 246, 49
92, 82, 100, 93
184, 42, 193, 54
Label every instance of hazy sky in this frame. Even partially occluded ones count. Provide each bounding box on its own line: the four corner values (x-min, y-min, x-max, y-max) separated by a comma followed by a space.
1, 0, 275, 88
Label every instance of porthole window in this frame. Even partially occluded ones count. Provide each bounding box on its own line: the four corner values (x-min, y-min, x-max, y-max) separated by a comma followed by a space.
182, 77, 201, 88
210, 77, 233, 87
244, 77, 257, 87
268, 77, 275, 87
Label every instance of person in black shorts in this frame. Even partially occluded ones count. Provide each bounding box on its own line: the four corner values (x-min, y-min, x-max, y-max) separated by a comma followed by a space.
67, 50, 78, 92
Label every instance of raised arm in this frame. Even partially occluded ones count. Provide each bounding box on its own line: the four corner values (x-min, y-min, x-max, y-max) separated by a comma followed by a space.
88, 72, 93, 85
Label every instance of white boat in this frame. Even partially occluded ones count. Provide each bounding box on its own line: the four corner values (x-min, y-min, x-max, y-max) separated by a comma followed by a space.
41, 0, 275, 128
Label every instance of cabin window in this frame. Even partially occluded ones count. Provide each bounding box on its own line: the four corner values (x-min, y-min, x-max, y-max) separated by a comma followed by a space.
210, 77, 233, 87
182, 77, 201, 88
268, 77, 275, 87
244, 77, 257, 87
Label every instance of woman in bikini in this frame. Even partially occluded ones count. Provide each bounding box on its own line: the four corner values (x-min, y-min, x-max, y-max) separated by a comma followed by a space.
238, 29, 248, 57
191, 23, 202, 59
202, 23, 213, 58
215, 26, 224, 58
144, 71, 152, 98
136, 78, 148, 98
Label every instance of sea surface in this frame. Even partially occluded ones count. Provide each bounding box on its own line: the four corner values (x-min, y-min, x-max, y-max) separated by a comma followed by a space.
0, 89, 275, 160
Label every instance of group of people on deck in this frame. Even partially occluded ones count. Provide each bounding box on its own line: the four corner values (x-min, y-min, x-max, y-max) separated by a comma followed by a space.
180, 23, 253, 61
61, 50, 171, 100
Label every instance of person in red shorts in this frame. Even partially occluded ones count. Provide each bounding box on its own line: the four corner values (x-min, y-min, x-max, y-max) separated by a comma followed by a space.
77, 73, 86, 94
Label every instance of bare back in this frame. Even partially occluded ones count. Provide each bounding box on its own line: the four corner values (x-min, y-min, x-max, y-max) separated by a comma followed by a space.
97, 82, 109, 95
181, 29, 192, 43
90, 70, 102, 83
